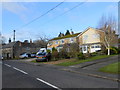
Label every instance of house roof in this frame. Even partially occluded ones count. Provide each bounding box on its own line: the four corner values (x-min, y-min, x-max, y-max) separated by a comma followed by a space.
50, 32, 81, 41
2, 41, 38, 49
77, 27, 103, 37
2, 42, 16, 49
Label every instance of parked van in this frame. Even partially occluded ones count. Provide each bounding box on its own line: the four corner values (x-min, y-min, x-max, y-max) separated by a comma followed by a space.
36, 48, 47, 55
39, 48, 47, 52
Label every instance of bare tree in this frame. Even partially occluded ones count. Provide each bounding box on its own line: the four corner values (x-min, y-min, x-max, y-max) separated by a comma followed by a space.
0, 33, 6, 44
34, 34, 51, 48
97, 14, 118, 55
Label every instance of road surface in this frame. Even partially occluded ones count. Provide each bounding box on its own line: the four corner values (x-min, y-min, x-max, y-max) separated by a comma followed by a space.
2, 60, 119, 89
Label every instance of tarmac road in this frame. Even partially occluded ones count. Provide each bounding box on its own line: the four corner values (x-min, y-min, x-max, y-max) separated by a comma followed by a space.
2, 60, 119, 89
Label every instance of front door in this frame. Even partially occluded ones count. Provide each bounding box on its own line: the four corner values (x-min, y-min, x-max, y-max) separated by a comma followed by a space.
82, 46, 88, 53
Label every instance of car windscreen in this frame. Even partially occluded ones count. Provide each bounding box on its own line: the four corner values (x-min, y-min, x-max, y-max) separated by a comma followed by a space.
37, 52, 46, 55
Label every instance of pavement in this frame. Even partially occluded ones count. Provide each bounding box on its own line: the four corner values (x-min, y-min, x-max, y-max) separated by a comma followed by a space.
69, 55, 119, 68
62, 55, 120, 82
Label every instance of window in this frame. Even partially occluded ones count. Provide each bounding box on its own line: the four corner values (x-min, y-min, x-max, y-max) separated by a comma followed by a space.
61, 40, 64, 43
95, 45, 101, 48
91, 46, 94, 48
83, 35, 88, 40
56, 41, 58, 44
71, 38, 74, 43
92, 34, 100, 38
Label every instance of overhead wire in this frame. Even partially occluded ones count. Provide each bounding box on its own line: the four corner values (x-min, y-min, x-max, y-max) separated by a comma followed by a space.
16, 0, 65, 30
42, 0, 88, 26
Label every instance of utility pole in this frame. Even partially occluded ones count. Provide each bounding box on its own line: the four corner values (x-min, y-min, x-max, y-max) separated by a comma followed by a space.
13, 30, 15, 42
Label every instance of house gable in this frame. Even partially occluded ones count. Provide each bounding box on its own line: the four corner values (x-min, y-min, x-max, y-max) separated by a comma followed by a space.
77, 27, 102, 45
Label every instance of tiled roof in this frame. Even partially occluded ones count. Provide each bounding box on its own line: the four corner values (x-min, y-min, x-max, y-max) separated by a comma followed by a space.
2, 42, 16, 48
50, 32, 81, 41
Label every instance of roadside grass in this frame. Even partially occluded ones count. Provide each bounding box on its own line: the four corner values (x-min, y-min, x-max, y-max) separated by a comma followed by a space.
99, 62, 120, 74
31, 60, 37, 63
56, 55, 115, 66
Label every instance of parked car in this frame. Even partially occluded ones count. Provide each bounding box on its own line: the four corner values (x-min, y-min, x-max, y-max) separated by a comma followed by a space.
36, 52, 51, 62
0, 56, 3, 60
19, 53, 31, 59
31, 53, 36, 58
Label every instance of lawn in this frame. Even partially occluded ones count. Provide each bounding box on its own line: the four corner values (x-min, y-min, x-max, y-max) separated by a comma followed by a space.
99, 62, 120, 74
56, 55, 115, 66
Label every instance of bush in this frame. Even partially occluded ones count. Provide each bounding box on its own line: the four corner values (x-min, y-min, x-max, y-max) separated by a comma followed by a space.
104, 47, 119, 55
77, 53, 85, 60
52, 47, 57, 52
110, 47, 118, 54
51, 48, 59, 61
91, 50, 105, 56
84, 53, 92, 58
47, 49, 51, 53
58, 49, 70, 59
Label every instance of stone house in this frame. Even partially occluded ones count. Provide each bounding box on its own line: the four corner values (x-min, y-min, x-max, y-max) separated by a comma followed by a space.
2, 40, 40, 59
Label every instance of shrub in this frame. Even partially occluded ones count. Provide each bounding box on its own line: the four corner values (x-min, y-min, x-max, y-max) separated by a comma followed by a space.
91, 50, 105, 56
47, 49, 51, 53
51, 51, 59, 61
110, 47, 118, 54
52, 47, 57, 52
91, 52, 97, 56
58, 43, 79, 59
84, 53, 92, 58
77, 53, 85, 60
104, 47, 119, 55
51, 48, 59, 61
58, 49, 70, 59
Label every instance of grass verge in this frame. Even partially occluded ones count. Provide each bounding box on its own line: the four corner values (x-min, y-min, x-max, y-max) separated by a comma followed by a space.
99, 62, 120, 74
31, 60, 42, 63
56, 55, 115, 66
31, 60, 47, 63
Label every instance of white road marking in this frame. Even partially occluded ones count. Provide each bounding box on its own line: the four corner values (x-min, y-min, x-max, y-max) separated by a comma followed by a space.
36, 78, 61, 90
4, 63, 61, 89
5, 64, 11, 67
13, 67, 28, 75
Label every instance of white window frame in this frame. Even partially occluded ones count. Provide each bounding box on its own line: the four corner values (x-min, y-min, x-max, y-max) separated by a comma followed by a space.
61, 40, 64, 44
70, 38, 74, 43
55, 41, 58, 44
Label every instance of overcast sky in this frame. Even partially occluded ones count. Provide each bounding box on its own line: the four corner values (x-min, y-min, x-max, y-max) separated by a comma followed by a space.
1, 1, 118, 43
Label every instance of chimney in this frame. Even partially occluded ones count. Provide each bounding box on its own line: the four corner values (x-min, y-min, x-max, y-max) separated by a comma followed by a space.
9, 38, 11, 43
30, 39, 32, 44
19, 41, 22, 46
13, 30, 15, 42
70, 29, 74, 35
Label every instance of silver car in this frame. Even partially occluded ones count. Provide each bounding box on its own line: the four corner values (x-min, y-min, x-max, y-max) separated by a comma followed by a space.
19, 53, 28, 59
